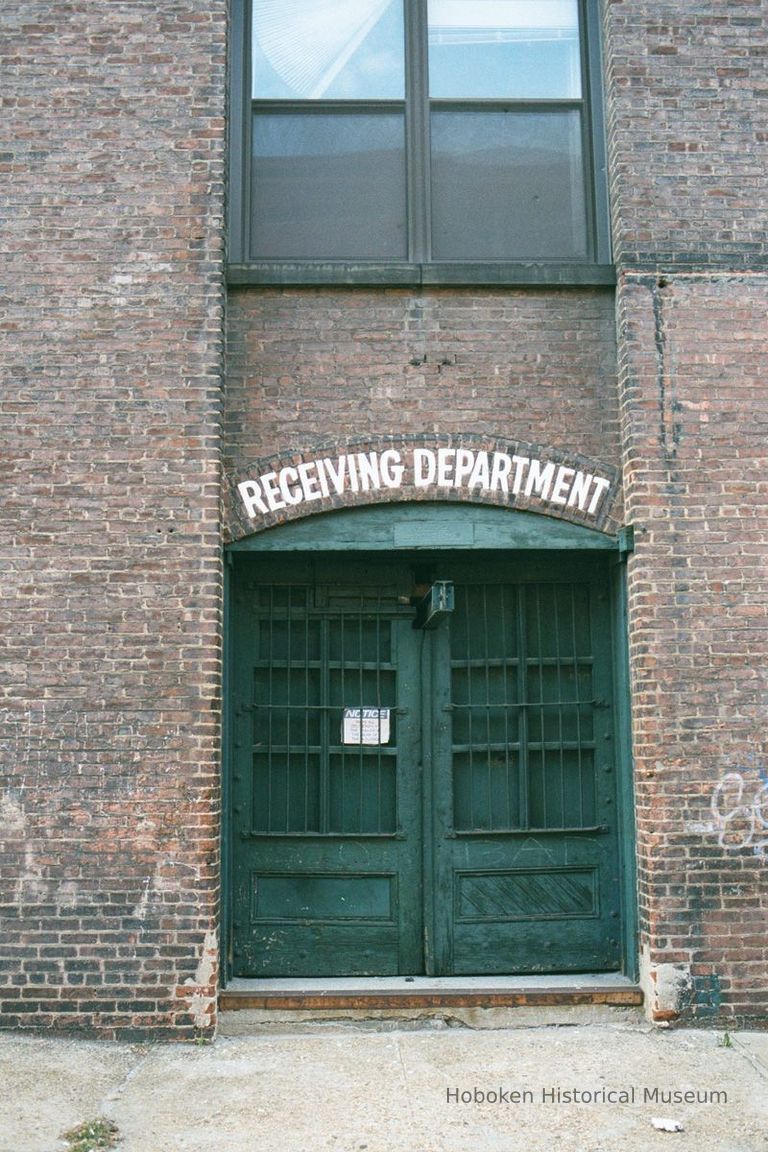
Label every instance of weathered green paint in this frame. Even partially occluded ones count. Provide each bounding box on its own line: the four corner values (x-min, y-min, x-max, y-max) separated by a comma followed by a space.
221, 554, 234, 983
228, 503, 619, 552
430, 559, 621, 974
229, 550, 625, 977
231, 561, 422, 975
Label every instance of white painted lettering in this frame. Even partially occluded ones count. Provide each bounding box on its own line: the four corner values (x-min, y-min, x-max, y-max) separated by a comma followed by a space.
238, 479, 268, 517
380, 449, 405, 488
315, 458, 330, 498
236, 444, 613, 524
260, 471, 285, 512
550, 465, 575, 506
525, 459, 555, 501
511, 455, 529, 494
567, 471, 593, 511
437, 448, 456, 488
587, 475, 611, 515
278, 466, 302, 506
357, 452, 381, 492
468, 451, 490, 490
453, 448, 475, 488
414, 448, 436, 487
297, 461, 322, 501
323, 456, 347, 495
490, 452, 513, 493
346, 453, 360, 493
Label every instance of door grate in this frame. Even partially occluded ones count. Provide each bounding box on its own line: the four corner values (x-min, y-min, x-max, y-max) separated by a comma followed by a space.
249, 585, 402, 836
450, 583, 599, 833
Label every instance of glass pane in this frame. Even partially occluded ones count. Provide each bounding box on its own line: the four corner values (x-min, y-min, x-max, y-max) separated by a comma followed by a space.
251, 112, 406, 259
428, 0, 581, 99
430, 110, 587, 260
253, 0, 404, 99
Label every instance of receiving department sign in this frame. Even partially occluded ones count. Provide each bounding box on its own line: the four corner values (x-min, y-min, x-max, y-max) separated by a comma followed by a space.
235, 442, 615, 523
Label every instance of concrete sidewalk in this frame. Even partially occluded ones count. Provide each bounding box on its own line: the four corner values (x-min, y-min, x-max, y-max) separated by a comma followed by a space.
1, 1016, 766, 1152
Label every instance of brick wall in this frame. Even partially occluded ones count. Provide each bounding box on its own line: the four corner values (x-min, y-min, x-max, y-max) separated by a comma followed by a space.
0, 2, 227, 1037
225, 286, 621, 495
618, 276, 768, 1024
603, 0, 768, 270
605, 0, 768, 1023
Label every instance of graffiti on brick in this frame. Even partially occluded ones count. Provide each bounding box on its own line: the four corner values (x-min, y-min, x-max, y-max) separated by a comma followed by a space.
710, 771, 768, 858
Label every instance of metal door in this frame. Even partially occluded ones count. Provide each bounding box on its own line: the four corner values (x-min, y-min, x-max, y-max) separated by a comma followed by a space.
230, 554, 622, 977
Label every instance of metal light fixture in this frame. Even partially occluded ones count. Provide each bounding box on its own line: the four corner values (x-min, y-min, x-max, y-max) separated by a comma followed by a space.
413, 581, 455, 629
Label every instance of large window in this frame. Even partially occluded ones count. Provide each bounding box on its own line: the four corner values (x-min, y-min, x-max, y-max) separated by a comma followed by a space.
228, 0, 611, 282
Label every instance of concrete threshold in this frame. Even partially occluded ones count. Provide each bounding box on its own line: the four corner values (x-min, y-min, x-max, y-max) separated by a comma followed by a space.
219, 972, 643, 1012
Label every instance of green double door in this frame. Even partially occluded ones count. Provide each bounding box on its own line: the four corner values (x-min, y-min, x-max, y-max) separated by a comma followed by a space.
230, 553, 623, 977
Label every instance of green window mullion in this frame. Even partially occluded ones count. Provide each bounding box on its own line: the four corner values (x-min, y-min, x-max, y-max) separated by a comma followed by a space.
405, 0, 431, 262
580, 0, 611, 265
554, 585, 566, 829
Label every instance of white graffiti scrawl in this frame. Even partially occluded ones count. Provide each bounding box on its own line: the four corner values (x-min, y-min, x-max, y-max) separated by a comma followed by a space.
710, 771, 768, 859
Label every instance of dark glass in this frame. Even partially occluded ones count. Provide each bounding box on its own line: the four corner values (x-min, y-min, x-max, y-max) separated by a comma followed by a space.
251, 112, 407, 260
430, 110, 588, 259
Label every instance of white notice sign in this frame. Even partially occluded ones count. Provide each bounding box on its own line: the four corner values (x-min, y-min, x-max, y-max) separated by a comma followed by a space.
342, 708, 391, 746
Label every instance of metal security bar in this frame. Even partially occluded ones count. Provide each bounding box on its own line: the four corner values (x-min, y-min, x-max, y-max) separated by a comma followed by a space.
450, 582, 598, 834
248, 585, 404, 837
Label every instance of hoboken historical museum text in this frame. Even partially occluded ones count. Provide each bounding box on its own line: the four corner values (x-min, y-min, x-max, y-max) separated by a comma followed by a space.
445, 1085, 728, 1106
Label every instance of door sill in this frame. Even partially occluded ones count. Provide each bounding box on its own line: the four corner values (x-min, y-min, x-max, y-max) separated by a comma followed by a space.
219, 973, 642, 1011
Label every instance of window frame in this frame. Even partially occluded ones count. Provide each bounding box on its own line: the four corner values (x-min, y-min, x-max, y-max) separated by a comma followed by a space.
227, 0, 613, 286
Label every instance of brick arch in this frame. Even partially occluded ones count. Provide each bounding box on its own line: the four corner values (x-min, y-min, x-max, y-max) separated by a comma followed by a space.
224, 433, 621, 543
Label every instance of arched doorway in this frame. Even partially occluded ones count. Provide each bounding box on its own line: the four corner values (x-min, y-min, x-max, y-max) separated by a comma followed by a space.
224, 505, 635, 979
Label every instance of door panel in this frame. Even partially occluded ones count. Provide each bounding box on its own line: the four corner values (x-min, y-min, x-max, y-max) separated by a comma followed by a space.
230, 553, 623, 978
232, 574, 422, 976
432, 570, 621, 974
